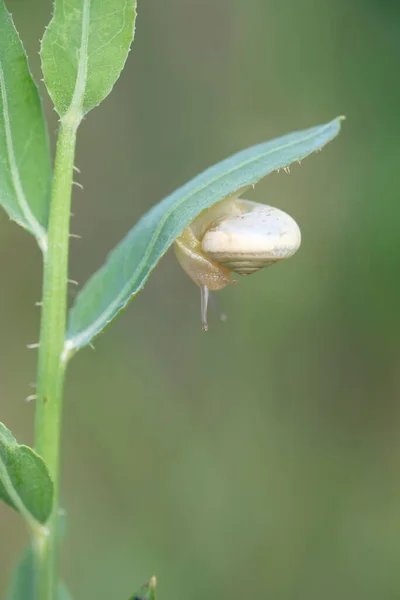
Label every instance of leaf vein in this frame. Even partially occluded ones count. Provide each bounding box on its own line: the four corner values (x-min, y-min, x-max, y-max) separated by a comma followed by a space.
0, 59, 47, 251
88, 0, 128, 59
66, 121, 335, 349
69, 0, 91, 116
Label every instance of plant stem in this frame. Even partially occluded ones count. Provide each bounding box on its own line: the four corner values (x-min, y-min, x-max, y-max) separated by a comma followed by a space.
33, 112, 79, 600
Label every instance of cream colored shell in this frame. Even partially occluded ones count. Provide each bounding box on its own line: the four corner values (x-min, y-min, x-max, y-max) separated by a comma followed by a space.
201, 203, 301, 274
173, 196, 301, 330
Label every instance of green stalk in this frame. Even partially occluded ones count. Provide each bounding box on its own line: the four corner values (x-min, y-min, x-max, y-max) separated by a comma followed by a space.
33, 112, 79, 600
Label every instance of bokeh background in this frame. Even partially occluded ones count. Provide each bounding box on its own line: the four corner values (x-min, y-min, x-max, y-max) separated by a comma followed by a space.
1, 0, 400, 598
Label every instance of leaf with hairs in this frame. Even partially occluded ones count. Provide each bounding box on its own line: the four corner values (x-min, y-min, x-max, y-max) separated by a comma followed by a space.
66, 117, 344, 352
41, 0, 137, 118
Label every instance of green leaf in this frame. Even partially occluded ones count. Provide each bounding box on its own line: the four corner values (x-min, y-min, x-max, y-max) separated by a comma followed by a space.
5, 546, 34, 600
57, 583, 73, 600
66, 116, 343, 352
5, 545, 72, 600
0, 0, 51, 251
41, 0, 137, 118
0, 423, 53, 526
128, 577, 156, 600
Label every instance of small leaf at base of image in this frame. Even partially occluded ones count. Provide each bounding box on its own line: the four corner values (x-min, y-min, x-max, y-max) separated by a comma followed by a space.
129, 576, 157, 600
5, 546, 33, 600
66, 116, 344, 352
0, 0, 51, 250
41, 0, 137, 118
6, 545, 72, 600
57, 582, 73, 600
0, 423, 53, 525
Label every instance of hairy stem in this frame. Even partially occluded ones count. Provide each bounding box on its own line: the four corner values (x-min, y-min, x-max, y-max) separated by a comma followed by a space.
33, 111, 79, 600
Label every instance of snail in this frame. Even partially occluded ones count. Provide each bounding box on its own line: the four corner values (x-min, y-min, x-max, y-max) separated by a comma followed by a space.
174, 196, 301, 330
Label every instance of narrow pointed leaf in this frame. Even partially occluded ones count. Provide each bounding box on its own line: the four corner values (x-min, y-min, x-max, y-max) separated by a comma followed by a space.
66, 117, 344, 352
0, 0, 51, 250
128, 576, 157, 600
41, 0, 137, 118
0, 423, 53, 526
6, 545, 72, 600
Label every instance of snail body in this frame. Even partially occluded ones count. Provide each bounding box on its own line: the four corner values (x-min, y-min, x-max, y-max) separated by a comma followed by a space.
174, 197, 301, 330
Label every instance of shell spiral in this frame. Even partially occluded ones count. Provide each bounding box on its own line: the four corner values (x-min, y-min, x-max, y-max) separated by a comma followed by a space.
201, 204, 301, 275
174, 197, 301, 330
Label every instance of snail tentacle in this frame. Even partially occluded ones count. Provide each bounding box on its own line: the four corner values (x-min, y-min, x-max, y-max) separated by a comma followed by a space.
174, 197, 301, 330
200, 285, 209, 331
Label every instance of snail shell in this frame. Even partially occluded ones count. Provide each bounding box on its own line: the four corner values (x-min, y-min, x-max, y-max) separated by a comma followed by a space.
174, 197, 301, 330
201, 202, 301, 275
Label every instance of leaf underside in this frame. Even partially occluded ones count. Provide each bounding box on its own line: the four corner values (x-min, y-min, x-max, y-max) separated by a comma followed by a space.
0, 423, 53, 525
0, 0, 51, 249
66, 117, 343, 351
41, 0, 137, 117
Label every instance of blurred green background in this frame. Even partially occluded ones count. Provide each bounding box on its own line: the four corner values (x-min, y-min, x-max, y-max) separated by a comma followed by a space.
1, 0, 400, 598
